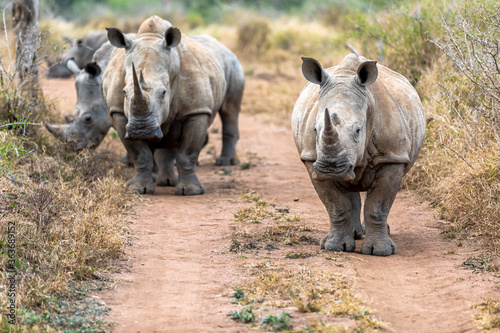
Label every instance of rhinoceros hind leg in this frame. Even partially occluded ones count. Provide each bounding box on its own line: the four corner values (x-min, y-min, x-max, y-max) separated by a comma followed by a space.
155, 149, 178, 187
215, 155, 240, 166
216, 91, 241, 166
350, 192, 364, 240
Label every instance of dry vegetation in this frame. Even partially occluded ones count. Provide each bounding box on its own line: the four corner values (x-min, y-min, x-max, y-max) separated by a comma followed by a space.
1, 0, 499, 330
227, 192, 383, 332
1, 25, 135, 331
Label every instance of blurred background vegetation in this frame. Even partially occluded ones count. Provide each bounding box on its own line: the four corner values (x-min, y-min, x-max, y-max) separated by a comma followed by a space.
1, 0, 499, 330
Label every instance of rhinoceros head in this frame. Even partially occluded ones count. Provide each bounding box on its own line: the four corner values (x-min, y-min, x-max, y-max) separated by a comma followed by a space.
45, 59, 112, 150
301, 56, 378, 182
106, 26, 181, 141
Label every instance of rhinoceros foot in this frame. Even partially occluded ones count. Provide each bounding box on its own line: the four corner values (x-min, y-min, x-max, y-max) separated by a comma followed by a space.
175, 177, 205, 196
320, 233, 356, 252
353, 221, 364, 240
360, 222, 390, 236
215, 155, 239, 166
127, 175, 155, 195
157, 174, 178, 187
120, 154, 134, 168
361, 235, 396, 256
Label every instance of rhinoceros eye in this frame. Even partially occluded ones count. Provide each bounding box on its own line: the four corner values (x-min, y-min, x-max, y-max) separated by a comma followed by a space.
313, 126, 317, 133
83, 114, 92, 123
353, 125, 362, 142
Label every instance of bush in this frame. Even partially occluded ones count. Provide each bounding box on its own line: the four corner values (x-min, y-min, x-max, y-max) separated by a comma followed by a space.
344, 0, 445, 85
403, 0, 500, 253
433, 0, 500, 128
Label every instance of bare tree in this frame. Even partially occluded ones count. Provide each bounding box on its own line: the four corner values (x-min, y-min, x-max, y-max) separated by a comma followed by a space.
12, 0, 40, 101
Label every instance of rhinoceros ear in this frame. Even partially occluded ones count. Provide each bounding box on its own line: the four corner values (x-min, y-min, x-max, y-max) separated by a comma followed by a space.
66, 58, 81, 77
356, 61, 378, 86
301, 57, 328, 85
84, 62, 102, 78
164, 27, 181, 49
106, 27, 134, 50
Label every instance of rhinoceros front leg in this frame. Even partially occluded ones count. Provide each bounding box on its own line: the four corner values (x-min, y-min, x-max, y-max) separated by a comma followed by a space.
155, 149, 178, 187
216, 97, 240, 166
175, 115, 209, 195
361, 163, 404, 256
112, 113, 155, 194
305, 162, 358, 252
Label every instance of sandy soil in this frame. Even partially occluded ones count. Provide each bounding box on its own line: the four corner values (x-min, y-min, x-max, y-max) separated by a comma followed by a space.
43, 77, 499, 333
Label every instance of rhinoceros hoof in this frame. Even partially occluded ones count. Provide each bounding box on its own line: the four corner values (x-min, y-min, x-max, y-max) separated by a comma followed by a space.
320, 234, 356, 252
175, 181, 205, 196
361, 237, 396, 256
120, 154, 134, 168
157, 175, 178, 187
127, 177, 155, 195
215, 155, 239, 166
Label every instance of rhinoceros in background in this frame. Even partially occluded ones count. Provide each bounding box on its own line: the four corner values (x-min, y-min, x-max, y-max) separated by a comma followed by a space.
292, 53, 425, 256
46, 31, 108, 78
45, 41, 116, 150
102, 16, 244, 195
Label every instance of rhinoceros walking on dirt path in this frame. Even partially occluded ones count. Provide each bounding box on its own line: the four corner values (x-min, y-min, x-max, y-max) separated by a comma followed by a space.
292, 53, 426, 256
102, 16, 244, 195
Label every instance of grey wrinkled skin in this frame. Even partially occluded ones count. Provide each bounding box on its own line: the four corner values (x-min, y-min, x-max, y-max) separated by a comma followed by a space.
292, 53, 426, 256
47, 31, 109, 78
45, 41, 117, 150
102, 16, 244, 195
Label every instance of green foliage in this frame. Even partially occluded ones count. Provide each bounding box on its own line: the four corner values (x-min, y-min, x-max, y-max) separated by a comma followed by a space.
228, 305, 255, 323
344, 0, 444, 85
261, 312, 292, 331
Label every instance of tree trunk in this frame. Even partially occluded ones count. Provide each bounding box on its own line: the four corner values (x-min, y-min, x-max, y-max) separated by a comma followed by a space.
12, 0, 40, 101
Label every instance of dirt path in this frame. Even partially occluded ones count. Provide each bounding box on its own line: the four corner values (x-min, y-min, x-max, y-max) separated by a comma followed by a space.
43, 78, 499, 333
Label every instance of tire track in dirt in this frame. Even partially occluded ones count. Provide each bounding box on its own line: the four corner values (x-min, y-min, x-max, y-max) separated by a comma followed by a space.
43, 78, 499, 332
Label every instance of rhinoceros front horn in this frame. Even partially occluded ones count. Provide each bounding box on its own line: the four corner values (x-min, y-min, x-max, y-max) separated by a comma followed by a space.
131, 62, 147, 111
45, 122, 67, 139
322, 108, 340, 146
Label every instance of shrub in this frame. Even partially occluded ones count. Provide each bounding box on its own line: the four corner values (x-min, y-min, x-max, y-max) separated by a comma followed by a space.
344, 0, 445, 85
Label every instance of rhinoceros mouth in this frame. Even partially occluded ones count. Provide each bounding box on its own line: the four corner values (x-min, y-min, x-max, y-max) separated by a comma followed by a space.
125, 125, 163, 142
312, 160, 355, 181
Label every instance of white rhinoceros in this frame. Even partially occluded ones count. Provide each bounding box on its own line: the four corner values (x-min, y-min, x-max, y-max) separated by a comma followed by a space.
102, 16, 244, 195
292, 53, 426, 256
45, 41, 116, 150
46, 31, 109, 78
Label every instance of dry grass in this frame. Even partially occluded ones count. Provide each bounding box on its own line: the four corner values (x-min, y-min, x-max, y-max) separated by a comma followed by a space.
230, 263, 384, 332
0, 131, 134, 330
472, 298, 500, 330
0, 32, 134, 329
228, 193, 382, 332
